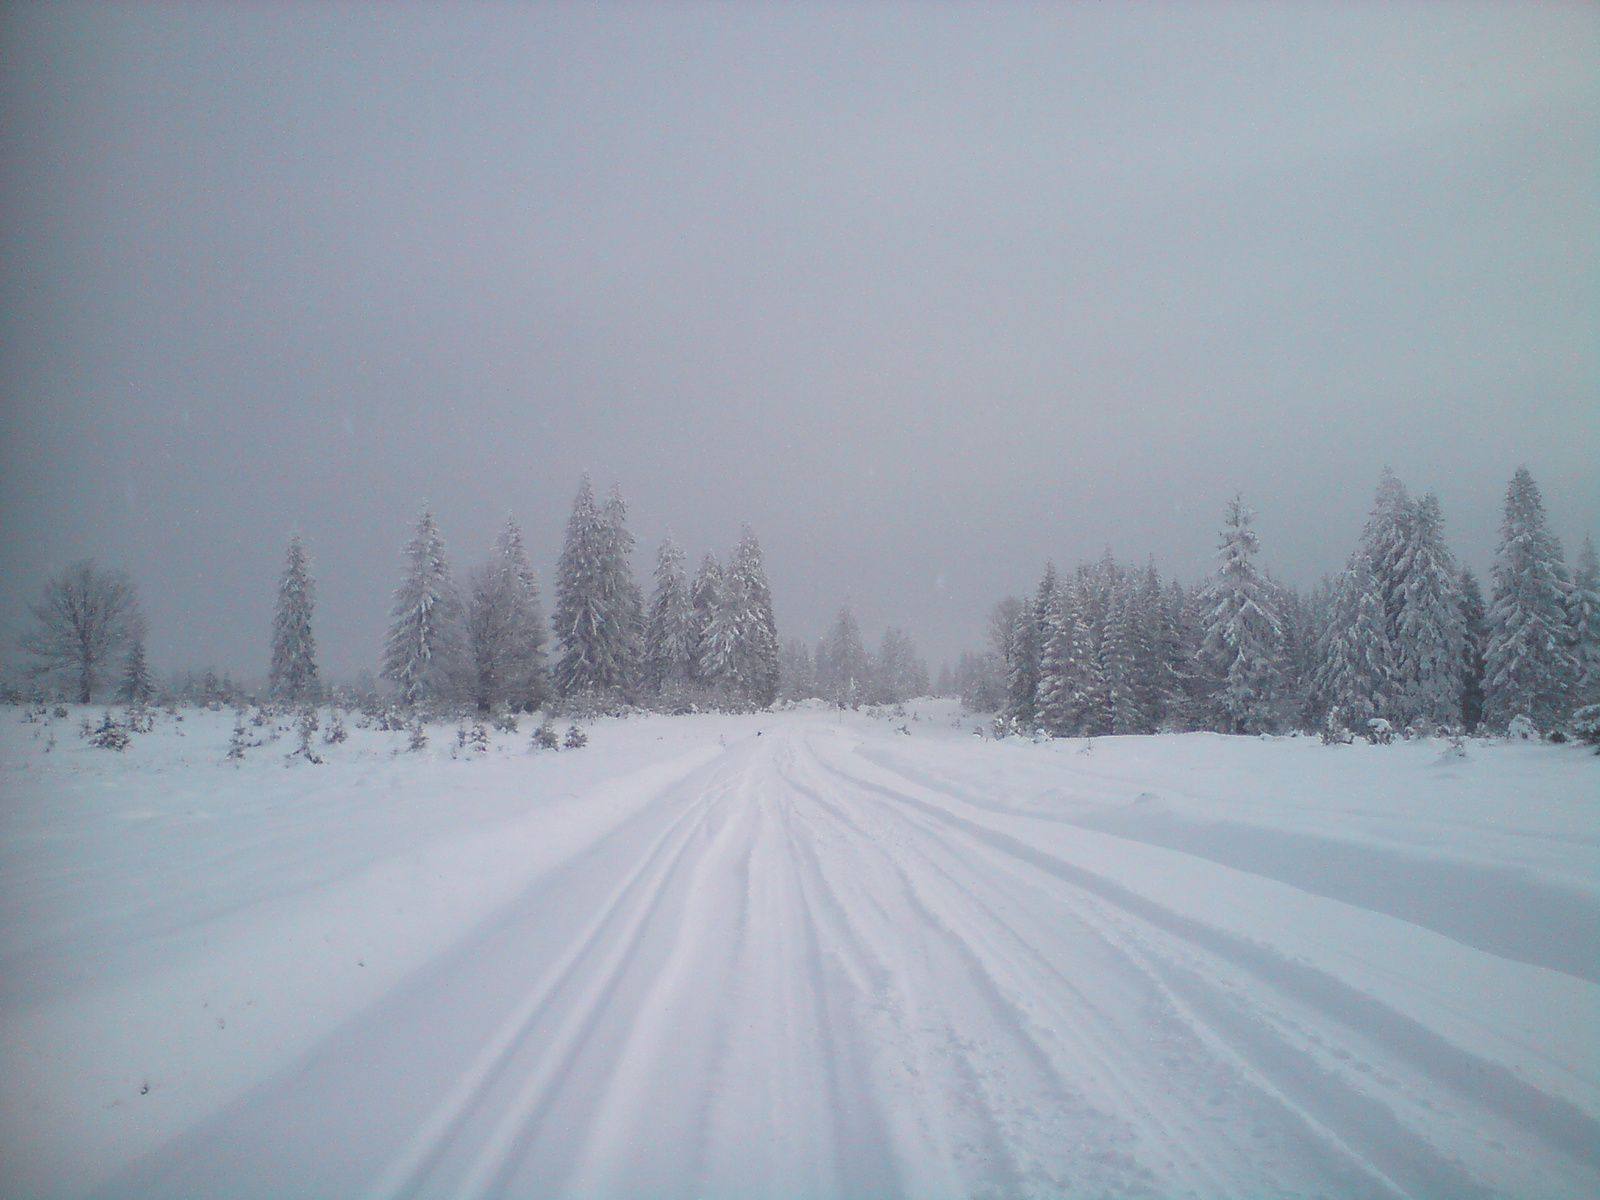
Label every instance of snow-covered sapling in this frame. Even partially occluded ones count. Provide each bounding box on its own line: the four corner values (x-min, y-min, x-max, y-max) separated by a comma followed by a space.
531, 718, 560, 750
564, 723, 588, 749
227, 714, 249, 763
87, 711, 131, 751
324, 709, 348, 744
1321, 707, 1354, 746
407, 720, 428, 752
1505, 714, 1539, 742
469, 722, 490, 753
286, 707, 323, 764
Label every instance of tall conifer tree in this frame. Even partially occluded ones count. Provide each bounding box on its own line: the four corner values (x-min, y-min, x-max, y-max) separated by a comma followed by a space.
270, 535, 320, 703
645, 536, 694, 704
1198, 495, 1286, 733
553, 477, 641, 701
1458, 567, 1488, 732
1484, 467, 1573, 730
466, 518, 547, 713
1394, 493, 1464, 726
382, 512, 464, 708
1570, 535, 1600, 707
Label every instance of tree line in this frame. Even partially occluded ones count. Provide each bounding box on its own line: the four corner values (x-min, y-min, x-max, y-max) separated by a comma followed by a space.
775, 609, 930, 708
13, 475, 781, 716
975, 467, 1599, 739
14, 466, 1596, 740
344, 475, 780, 714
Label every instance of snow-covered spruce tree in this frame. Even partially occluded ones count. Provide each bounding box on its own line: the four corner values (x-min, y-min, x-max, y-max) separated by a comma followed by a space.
500, 517, 550, 709
1312, 468, 1413, 728
1101, 582, 1145, 735
1130, 563, 1169, 730
698, 525, 778, 710
1569, 535, 1600, 707
1005, 567, 1055, 728
602, 486, 646, 684
120, 621, 154, 706
1314, 552, 1389, 736
466, 517, 548, 714
1362, 468, 1413, 677
819, 605, 869, 707
1069, 594, 1111, 735
701, 562, 745, 707
1198, 495, 1287, 733
552, 478, 642, 706
644, 536, 694, 707
986, 595, 1024, 710
269, 535, 320, 704
1458, 567, 1488, 732
730, 524, 780, 708
1483, 467, 1574, 731
1149, 578, 1198, 730
872, 627, 927, 704
382, 511, 466, 709
779, 638, 817, 702
1034, 579, 1071, 735
688, 552, 723, 688
1393, 493, 1464, 728
955, 649, 1005, 712
1269, 577, 1315, 731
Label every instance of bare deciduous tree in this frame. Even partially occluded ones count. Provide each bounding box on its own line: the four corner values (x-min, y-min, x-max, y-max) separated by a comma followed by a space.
21, 560, 143, 703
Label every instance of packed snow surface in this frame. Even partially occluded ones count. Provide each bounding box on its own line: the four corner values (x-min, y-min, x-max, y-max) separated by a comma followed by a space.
1, 702, 1596, 1199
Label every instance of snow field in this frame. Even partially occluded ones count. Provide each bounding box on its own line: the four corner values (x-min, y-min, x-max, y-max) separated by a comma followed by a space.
1, 701, 1596, 1198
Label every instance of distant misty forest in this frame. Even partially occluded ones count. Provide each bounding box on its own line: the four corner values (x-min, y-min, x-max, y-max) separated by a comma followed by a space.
11, 467, 1600, 743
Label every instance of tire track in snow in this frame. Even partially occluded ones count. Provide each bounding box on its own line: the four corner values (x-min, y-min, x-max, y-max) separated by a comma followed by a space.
824, 734, 1600, 1194
791, 731, 1396, 1198
359, 748, 751, 1200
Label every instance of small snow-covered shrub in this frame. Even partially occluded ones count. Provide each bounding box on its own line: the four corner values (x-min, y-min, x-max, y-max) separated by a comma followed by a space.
286, 708, 323, 765
1506, 714, 1539, 742
1365, 718, 1394, 745
376, 706, 408, 733
86, 712, 131, 751
531, 719, 560, 750
564, 724, 588, 750
407, 721, 428, 752
226, 715, 249, 762
323, 709, 348, 744
491, 708, 519, 734
1321, 708, 1354, 745
1568, 704, 1600, 747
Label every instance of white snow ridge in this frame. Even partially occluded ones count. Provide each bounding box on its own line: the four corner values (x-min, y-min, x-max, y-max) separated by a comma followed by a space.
1, 702, 1595, 1198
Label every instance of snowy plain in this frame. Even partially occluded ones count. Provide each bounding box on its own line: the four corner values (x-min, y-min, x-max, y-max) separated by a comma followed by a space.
0, 701, 1595, 1199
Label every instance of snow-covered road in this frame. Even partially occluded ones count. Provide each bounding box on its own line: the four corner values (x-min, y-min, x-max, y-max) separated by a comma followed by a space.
3, 706, 1597, 1198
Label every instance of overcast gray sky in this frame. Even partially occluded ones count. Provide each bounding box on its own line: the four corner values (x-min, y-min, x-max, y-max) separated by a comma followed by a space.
2, 1, 1595, 678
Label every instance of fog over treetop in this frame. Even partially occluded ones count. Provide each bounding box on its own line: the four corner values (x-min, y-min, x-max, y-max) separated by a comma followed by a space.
1, 2, 1594, 675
